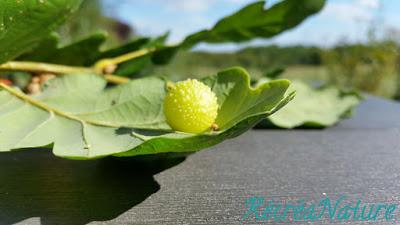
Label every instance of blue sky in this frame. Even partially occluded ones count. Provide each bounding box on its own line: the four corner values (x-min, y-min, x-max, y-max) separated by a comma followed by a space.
101, 0, 400, 51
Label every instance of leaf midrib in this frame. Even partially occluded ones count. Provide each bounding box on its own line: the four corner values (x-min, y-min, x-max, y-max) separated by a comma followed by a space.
0, 83, 119, 128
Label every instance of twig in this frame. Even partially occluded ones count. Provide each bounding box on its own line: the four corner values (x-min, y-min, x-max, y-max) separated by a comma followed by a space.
0, 61, 92, 74
0, 61, 129, 84
0, 47, 159, 85
93, 47, 157, 73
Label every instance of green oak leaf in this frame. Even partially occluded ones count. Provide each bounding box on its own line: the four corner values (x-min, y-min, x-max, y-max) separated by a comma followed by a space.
151, 0, 326, 69
256, 78, 362, 128
0, 0, 83, 63
18, 32, 107, 66
181, 0, 325, 48
0, 67, 293, 159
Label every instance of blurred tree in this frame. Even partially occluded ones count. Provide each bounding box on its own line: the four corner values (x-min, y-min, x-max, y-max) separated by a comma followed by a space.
57, 0, 134, 47
323, 30, 400, 99
159, 45, 322, 71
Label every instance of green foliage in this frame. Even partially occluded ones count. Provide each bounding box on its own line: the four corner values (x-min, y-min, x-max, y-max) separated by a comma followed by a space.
152, 0, 325, 68
18, 33, 107, 66
255, 78, 362, 128
0, 68, 292, 159
57, 0, 133, 47
323, 41, 400, 99
264, 67, 286, 79
0, 0, 365, 160
19, 32, 168, 73
103, 34, 169, 76
156, 45, 322, 79
0, 0, 83, 63
181, 0, 325, 48
13, 0, 326, 77
238, 45, 322, 66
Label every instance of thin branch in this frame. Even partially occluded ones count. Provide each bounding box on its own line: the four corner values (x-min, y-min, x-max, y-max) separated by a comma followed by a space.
93, 47, 157, 73
0, 47, 160, 84
0, 61, 92, 74
0, 61, 129, 84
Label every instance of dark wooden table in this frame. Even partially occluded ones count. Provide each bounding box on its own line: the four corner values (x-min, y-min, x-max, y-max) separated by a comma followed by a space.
0, 96, 399, 225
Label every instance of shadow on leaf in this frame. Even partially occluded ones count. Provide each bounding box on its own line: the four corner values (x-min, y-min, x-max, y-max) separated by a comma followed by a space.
0, 149, 185, 225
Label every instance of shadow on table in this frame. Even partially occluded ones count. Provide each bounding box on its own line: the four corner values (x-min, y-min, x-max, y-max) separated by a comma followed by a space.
0, 149, 186, 225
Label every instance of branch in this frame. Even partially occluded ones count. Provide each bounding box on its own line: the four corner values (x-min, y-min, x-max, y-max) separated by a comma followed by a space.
0, 47, 160, 85
0, 61, 92, 74
0, 61, 130, 84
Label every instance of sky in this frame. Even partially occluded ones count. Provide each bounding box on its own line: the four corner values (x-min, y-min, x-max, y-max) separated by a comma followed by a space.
101, 0, 400, 51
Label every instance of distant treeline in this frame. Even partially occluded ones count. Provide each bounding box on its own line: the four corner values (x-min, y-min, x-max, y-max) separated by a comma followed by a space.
177, 45, 323, 69
175, 42, 399, 69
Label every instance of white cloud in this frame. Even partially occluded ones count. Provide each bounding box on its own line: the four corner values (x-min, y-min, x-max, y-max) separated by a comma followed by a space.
223, 0, 254, 4
322, 1, 376, 22
153, 0, 212, 12
141, 0, 253, 13
129, 13, 214, 43
105, 0, 214, 13
357, 0, 380, 9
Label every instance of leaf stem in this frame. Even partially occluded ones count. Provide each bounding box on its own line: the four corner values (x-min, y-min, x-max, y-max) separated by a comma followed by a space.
103, 74, 130, 84
106, 47, 157, 65
93, 47, 156, 73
